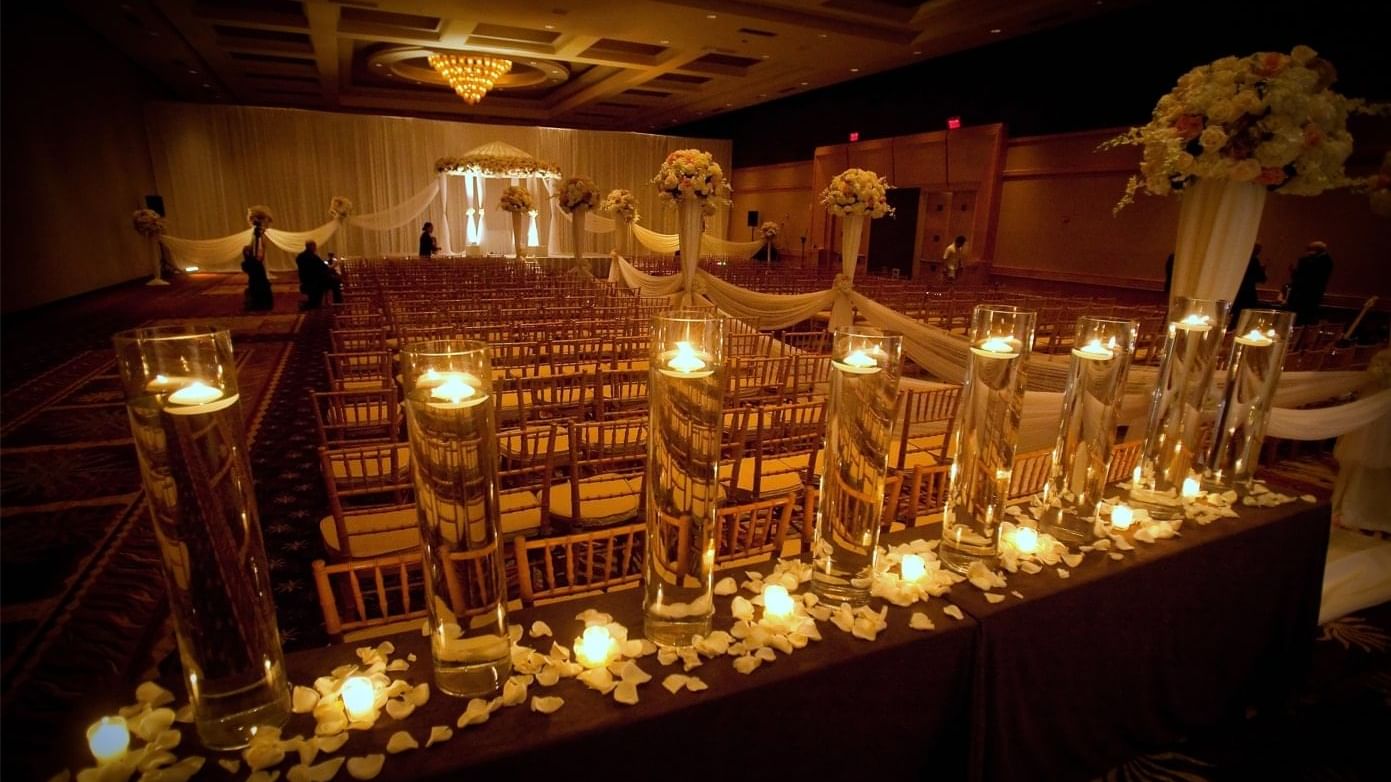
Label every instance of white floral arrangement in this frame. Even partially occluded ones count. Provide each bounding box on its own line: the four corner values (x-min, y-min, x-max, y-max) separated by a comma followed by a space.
131, 209, 165, 238
1105, 45, 1389, 210
759, 221, 780, 240
435, 154, 562, 179
601, 189, 640, 222
498, 186, 535, 213
821, 168, 894, 218
555, 176, 600, 214
246, 205, 274, 227
653, 148, 731, 204
328, 196, 353, 221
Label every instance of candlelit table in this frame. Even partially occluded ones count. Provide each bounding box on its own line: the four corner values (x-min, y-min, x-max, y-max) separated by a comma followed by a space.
277, 550, 977, 781
945, 489, 1332, 782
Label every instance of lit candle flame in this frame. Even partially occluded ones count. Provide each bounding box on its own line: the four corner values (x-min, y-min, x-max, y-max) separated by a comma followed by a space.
341, 676, 376, 722
900, 553, 926, 583
762, 584, 795, 622
1010, 526, 1040, 555
167, 380, 223, 406
1111, 503, 1134, 531
1235, 328, 1274, 346
842, 349, 876, 369
576, 625, 615, 669
430, 374, 477, 405
1073, 337, 1115, 360
87, 716, 130, 765
1181, 475, 1201, 500
979, 337, 1015, 354
667, 341, 706, 374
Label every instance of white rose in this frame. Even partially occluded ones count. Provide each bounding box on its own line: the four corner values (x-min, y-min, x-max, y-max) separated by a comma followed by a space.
1291, 45, 1318, 65
1230, 159, 1262, 182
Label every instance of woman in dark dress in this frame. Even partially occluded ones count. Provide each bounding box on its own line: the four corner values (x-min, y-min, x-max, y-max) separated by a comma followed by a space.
419, 222, 439, 258
241, 245, 274, 311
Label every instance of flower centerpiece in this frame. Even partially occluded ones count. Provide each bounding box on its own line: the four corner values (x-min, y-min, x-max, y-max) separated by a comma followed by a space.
498, 185, 534, 213
246, 205, 274, 228
131, 209, 165, 238
1105, 45, 1386, 210
499, 186, 534, 259
555, 176, 600, 214
821, 168, 893, 326
435, 154, 562, 179
601, 188, 640, 223
328, 196, 353, 222
653, 149, 730, 297
759, 221, 779, 241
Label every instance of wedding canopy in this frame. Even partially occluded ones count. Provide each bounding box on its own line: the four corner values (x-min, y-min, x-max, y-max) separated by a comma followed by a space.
434, 142, 561, 255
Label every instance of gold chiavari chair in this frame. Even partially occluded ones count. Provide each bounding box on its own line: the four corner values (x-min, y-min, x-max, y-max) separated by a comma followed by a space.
514, 523, 645, 607
892, 386, 960, 471
312, 552, 429, 643
318, 442, 418, 561
310, 388, 400, 447
715, 495, 796, 568
324, 351, 393, 391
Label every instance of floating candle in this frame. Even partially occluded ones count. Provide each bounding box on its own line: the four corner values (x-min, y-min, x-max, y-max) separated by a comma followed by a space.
87, 716, 130, 765
970, 336, 1018, 359
1173, 313, 1213, 332
1111, 503, 1134, 531
167, 380, 223, 407
1009, 526, 1040, 555
762, 584, 795, 623
1181, 475, 1201, 500
428, 372, 485, 408
575, 625, 616, 669
1071, 337, 1115, 361
1233, 328, 1275, 347
900, 553, 927, 583
832, 348, 882, 375
340, 676, 376, 722
657, 341, 714, 378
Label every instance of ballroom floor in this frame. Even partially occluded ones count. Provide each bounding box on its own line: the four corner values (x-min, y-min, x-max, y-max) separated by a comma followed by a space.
1, 275, 1388, 780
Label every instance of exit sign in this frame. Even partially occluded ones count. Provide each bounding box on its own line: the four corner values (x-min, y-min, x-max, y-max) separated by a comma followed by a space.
947, 116, 962, 130
848, 131, 860, 142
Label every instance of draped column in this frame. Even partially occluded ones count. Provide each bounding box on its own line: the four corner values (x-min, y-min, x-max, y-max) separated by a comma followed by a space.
1170, 178, 1266, 306
829, 214, 865, 330
677, 199, 703, 305
438, 172, 454, 255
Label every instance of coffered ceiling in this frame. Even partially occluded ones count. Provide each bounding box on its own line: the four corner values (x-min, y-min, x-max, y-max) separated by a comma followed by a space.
66, 0, 1130, 130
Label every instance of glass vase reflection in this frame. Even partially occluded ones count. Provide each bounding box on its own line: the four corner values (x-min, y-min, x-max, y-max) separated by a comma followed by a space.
810, 327, 903, 605
1200, 309, 1295, 490
643, 311, 725, 646
400, 341, 511, 696
1130, 297, 1229, 519
113, 326, 290, 750
939, 306, 1036, 574
1039, 317, 1138, 544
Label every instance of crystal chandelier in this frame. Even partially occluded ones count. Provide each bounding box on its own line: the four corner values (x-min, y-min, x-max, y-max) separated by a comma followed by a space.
428, 53, 513, 105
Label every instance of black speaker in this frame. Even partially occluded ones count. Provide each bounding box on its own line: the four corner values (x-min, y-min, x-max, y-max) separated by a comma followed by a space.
145, 195, 166, 217
746, 210, 759, 227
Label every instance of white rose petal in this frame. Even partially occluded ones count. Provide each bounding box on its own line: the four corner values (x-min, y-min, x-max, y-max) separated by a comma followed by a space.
426, 726, 453, 747
662, 674, 688, 693
136, 681, 176, 707
292, 686, 320, 714
384, 699, 414, 721
289, 757, 344, 782
985, 593, 1006, 604
386, 731, 418, 754
909, 612, 935, 631
614, 681, 640, 705
406, 683, 430, 707
531, 695, 565, 714
219, 759, 242, 775
713, 577, 738, 596
1301, 494, 1317, 503
1056, 568, 1071, 579
943, 605, 965, 621
733, 655, 762, 674
345, 755, 384, 781
457, 698, 492, 728
530, 621, 553, 638
1110, 552, 1125, 561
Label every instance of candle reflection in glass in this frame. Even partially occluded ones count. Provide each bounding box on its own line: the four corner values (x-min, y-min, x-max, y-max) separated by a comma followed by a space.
1040, 316, 1138, 545
1130, 296, 1229, 520
811, 327, 902, 605
940, 306, 1036, 574
1201, 309, 1294, 490
644, 310, 725, 646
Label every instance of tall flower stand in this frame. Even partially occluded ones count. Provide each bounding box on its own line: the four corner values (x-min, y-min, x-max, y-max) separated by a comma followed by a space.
677, 199, 704, 305
511, 211, 527, 259
1170, 178, 1266, 304
571, 204, 589, 274
828, 214, 865, 329
146, 237, 170, 286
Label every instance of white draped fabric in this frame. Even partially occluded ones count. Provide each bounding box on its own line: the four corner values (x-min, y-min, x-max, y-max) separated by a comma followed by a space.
159, 229, 256, 271
1267, 388, 1391, 441
634, 223, 681, 254
350, 180, 440, 232
1170, 178, 1267, 307
568, 215, 764, 260
265, 221, 340, 254
696, 269, 836, 329
607, 253, 683, 298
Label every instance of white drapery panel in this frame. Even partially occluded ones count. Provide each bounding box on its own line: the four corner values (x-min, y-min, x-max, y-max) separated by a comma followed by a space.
143, 102, 730, 263
633, 223, 681, 254
1170, 179, 1267, 307
159, 229, 255, 271
265, 221, 340, 254
350, 180, 440, 232
695, 269, 836, 329
702, 234, 765, 259
1268, 388, 1391, 442
607, 253, 683, 298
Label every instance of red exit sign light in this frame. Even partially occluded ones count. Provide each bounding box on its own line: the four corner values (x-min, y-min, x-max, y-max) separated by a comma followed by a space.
848, 131, 860, 142
947, 116, 962, 130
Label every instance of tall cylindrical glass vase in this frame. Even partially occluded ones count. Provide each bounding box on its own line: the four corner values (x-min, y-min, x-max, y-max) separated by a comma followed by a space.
1129, 296, 1230, 518
1039, 316, 1138, 544
1201, 309, 1295, 489
939, 305, 1036, 573
113, 326, 290, 750
511, 211, 527, 259
643, 311, 726, 646
571, 203, 589, 273
400, 341, 511, 697
810, 327, 903, 604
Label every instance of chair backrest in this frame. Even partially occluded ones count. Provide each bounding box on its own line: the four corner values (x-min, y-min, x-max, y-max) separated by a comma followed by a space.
787, 354, 831, 399
441, 540, 509, 620
1007, 448, 1054, 500
726, 332, 769, 358
800, 473, 904, 549
781, 330, 830, 354
310, 388, 399, 447
895, 386, 960, 468
572, 417, 648, 476
312, 553, 428, 642
726, 356, 792, 402
715, 495, 795, 566
324, 351, 393, 390
514, 523, 645, 606
521, 371, 597, 421
595, 367, 649, 418
331, 328, 388, 354
901, 463, 952, 525
1107, 440, 1143, 484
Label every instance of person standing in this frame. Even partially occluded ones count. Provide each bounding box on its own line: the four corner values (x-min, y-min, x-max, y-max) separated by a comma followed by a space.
1230, 243, 1268, 322
1162, 253, 1175, 300
296, 240, 330, 309
942, 235, 966, 283
1284, 241, 1334, 326
419, 222, 439, 258
241, 246, 273, 312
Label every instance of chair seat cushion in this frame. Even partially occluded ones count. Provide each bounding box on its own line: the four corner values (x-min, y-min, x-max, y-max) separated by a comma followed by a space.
720, 456, 805, 498
547, 474, 640, 525
499, 489, 543, 536
337, 403, 393, 427
577, 424, 646, 452
499, 431, 570, 460
329, 446, 410, 482
320, 506, 419, 558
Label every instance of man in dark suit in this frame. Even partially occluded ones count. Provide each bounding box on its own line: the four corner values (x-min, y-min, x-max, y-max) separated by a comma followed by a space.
1231, 243, 1268, 323
296, 240, 331, 309
1284, 241, 1334, 326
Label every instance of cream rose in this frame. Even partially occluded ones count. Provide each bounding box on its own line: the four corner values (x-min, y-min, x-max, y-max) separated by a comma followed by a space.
1230, 159, 1262, 182
1199, 126, 1228, 151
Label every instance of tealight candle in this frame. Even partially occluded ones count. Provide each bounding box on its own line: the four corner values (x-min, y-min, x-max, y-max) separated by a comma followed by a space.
340, 676, 376, 721
900, 553, 926, 583
970, 336, 1018, 359
1009, 526, 1040, 555
575, 625, 616, 669
1181, 475, 1201, 501
428, 372, 485, 409
832, 348, 882, 375
167, 380, 222, 407
1233, 328, 1275, 347
762, 584, 795, 623
1071, 337, 1115, 361
657, 341, 714, 379
1110, 503, 1134, 531
87, 716, 130, 765
1173, 313, 1212, 332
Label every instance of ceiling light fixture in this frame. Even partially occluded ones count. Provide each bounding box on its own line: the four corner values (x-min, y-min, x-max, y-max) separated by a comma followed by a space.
849, 67, 859, 72
428, 53, 513, 105
990, 28, 1002, 34
706, 14, 718, 19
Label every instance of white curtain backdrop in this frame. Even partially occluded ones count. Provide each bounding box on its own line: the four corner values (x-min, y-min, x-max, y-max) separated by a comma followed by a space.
143, 103, 731, 267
